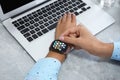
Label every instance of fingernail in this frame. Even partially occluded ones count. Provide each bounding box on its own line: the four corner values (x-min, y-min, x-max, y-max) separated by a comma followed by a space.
73, 13, 75, 16
59, 36, 64, 41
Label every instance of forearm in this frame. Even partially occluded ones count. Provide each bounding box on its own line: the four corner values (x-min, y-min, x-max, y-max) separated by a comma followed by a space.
25, 50, 66, 80
25, 48, 66, 80
88, 41, 114, 58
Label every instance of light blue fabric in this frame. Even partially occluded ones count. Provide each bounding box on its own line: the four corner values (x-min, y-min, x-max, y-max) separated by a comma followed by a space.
24, 57, 61, 80
24, 41, 120, 80
111, 41, 120, 61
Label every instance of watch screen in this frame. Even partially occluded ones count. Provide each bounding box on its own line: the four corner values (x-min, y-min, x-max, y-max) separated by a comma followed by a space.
52, 40, 68, 53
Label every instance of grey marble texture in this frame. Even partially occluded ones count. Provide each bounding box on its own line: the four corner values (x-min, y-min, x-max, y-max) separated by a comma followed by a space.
0, 1, 120, 80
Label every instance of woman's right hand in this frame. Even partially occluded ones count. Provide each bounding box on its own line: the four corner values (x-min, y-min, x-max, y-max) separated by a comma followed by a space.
59, 24, 113, 58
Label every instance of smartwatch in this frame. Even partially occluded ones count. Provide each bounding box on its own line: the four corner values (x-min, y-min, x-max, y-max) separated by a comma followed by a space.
49, 40, 68, 54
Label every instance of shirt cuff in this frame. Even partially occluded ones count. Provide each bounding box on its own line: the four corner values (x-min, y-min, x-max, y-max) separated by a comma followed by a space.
25, 57, 61, 80
111, 41, 120, 61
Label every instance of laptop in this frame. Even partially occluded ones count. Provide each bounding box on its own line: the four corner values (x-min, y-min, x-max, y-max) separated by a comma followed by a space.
0, 0, 115, 61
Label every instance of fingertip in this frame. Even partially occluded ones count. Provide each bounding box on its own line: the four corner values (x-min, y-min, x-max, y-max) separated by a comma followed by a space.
71, 13, 76, 23
68, 12, 71, 15
59, 36, 64, 41
78, 22, 85, 26
59, 17, 62, 22
72, 13, 76, 16
67, 12, 71, 19
64, 13, 67, 17
62, 13, 67, 22
77, 23, 83, 27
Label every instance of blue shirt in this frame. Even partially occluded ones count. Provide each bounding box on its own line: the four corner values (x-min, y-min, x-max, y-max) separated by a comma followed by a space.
111, 41, 120, 61
24, 58, 61, 80
25, 41, 120, 80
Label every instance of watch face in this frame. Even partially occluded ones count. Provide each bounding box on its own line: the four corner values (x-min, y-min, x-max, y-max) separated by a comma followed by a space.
51, 40, 68, 53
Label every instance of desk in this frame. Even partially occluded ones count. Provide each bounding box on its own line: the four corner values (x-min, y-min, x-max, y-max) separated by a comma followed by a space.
0, 1, 120, 80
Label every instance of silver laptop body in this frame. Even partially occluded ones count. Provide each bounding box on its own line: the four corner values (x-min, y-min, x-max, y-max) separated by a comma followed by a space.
0, 0, 115, 61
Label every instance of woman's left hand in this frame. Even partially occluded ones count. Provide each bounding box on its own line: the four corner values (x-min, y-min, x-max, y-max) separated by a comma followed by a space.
55, 13, 77, 40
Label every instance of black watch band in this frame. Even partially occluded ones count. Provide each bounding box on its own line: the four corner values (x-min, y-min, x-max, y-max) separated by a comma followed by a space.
49, 40, 68, 54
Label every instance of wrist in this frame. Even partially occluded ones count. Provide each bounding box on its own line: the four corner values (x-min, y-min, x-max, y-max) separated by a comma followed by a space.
95, 41, 113, 58
46, 40, 69, 63
46, 51, 66, 63
102, 43, 113, 57
50, 40, 69, 54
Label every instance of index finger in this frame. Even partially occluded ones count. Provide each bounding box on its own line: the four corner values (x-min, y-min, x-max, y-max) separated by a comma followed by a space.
60, 27, 78, 37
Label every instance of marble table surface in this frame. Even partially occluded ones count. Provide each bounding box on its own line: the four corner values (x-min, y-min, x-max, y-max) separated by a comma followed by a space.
0, 1, 120, 80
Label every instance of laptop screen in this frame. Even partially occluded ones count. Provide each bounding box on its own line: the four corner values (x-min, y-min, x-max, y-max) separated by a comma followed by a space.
0, 0, 34, 14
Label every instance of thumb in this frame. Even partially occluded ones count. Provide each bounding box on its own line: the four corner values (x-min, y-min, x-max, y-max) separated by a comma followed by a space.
59, 36, 77, 46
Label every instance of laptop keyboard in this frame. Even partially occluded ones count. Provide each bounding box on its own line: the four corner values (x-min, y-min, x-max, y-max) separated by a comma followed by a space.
12, 0, 91, 42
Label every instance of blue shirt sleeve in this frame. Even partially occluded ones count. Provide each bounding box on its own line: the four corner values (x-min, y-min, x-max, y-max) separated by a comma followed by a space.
111, 41, 120, 61
24, 57, 61, 80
